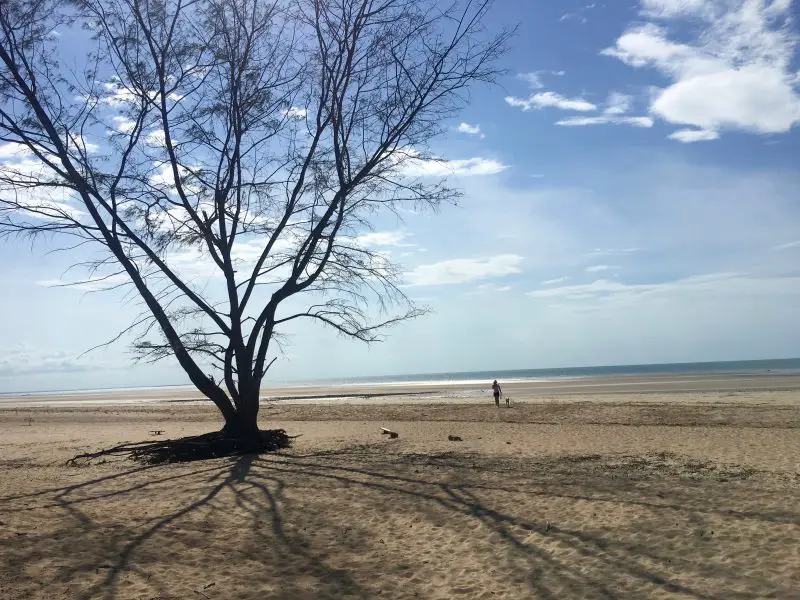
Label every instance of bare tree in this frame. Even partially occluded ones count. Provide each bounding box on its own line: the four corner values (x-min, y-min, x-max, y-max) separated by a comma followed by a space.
0, 0, 509, 448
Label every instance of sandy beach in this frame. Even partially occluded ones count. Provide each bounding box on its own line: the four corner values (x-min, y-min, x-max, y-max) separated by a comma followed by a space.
1, 375, 799, 599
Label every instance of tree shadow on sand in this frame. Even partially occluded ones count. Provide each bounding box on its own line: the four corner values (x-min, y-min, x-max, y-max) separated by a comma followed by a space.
1, 446, 798, 599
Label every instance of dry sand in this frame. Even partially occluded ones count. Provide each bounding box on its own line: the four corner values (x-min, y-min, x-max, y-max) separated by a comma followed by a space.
1, 380, 799, 599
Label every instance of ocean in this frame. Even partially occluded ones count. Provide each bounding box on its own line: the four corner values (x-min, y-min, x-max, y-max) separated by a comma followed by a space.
2, 358, 799, 399
309, 358, 800, 387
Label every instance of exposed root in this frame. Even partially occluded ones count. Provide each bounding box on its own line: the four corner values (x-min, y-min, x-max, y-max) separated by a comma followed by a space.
67, 429, 292, 466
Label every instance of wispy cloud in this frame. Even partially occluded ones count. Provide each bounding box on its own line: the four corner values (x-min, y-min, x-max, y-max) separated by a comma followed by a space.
554, 91, 653, 127
559, 13, 588, 24
0, 151, 86, 222
559, 3, 597, 24
518, 72, 544, 89
773, 240, 800, 251
589, 248, 640, 257
556, 116, 654, 127
602, 0, 800, 139
506, 91, 596, 112
604, 92, 633, 115
542, 276, 570, 285
405, 254, 523, 286
668, 128, 720, 143
527, 274, 800, 312
466, 283, 513, 295
585, 264, 621, 273
110, 115, 136, 134
517, 71, 567, 90
399, 154, 509, 177
354, 231, 415, 247
639, 0, 713, 18
0, 346, 111, 376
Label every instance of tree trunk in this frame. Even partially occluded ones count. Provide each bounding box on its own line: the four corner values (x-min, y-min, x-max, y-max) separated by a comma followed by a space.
222, 388, 261, 448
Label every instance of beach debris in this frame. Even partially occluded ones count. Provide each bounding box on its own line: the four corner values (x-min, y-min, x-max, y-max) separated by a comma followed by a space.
447, 435, 463, 442
380, 427, 399, 439
545, 521, 552, 533
149, 430, 164, 436
203, 582, 216, 590
506, 441, 511, 445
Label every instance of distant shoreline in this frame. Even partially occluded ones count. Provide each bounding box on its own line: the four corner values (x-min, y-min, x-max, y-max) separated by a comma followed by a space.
2, 370, 800, 408
2, 357, 799, 398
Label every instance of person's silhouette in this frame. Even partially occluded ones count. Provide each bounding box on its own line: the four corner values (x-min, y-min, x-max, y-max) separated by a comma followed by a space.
491, 380, 501, 407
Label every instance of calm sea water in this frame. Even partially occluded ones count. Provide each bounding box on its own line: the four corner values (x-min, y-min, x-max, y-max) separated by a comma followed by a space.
2, 358, 799, 398
306, 358, 800, 387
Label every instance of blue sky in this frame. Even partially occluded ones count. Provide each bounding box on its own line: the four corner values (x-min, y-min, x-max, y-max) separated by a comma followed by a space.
2, 0, 800, 392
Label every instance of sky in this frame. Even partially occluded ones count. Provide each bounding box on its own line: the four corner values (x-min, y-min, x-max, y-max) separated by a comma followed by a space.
1, 0, 800, 392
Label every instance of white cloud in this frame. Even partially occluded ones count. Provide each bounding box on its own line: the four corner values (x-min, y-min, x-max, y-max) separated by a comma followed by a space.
145, 129, 167, 147
0, 156, 85, 221
456, 122, 482, 135
652, 66, 799, 133
586, 264, 621, 272
354, 231, 414, 247
603, 1, 800, 138
605, 92, 633, 115
0, 142, 31, 159
668, 128, 720, 142
506, 91, 597, 112
405, 254, 524, 286
100, 80, 183, 107
111, 116, 136, 134
283, 106, 308, 119
542, 276, 571, 285
773, 240, 800, 250
556, 116, 654, 127
162, 237, 299, 281
398, 153, 509, 177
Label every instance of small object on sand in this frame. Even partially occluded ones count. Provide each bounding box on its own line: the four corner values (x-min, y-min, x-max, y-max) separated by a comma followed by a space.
506, 441, 511, 445
545, 521, 551, 532
149, 430, 164, 436
380, 427, 399, 439
448, 435, 463, 442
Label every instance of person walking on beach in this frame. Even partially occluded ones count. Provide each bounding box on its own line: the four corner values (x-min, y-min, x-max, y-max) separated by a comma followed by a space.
492, 380, 502, 407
